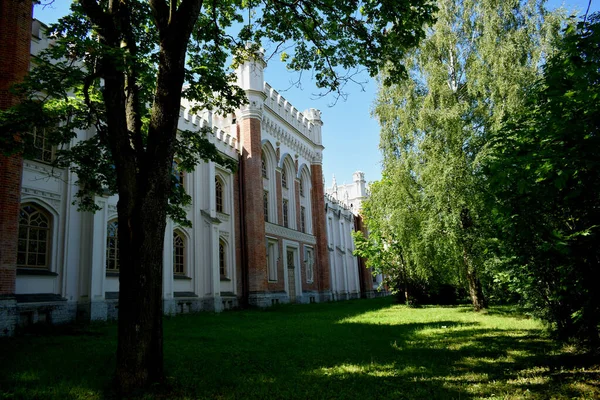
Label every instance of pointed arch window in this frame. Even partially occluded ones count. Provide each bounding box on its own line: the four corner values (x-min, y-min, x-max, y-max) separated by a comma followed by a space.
300, 169, 312, 234
106, 219, 119, 271
17, 203, 52, 269
173, 231, 186, 275
301, 206, 306, 233
28, 127, 55, 163
283, 199, 289, 228
263, 190, 269, 222
304, 247, 314, 283
261, 155, 268, 178
215, 177, 224, 213
219, 239, 227, 279
281, 169, 288, 188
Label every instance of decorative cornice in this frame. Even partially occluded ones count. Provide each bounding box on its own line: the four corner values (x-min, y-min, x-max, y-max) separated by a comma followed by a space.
216, 212, 230, 222
265, 222, 317, 245
23, 161, 62, 177
201, 210, 222, 224
21, 186, 61, 211
262, 115, 317, 162
239, 89, 266, 121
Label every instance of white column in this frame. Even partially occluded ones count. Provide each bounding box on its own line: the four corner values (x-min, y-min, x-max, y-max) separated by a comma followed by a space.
88, 198, 108, 320
163, 220, 174, 302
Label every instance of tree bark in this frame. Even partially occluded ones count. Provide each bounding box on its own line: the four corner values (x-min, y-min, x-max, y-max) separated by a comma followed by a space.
460, 208, 487, 311
76, 0, 204, 394
463, 248, 487, 311
115, 188, 168, 394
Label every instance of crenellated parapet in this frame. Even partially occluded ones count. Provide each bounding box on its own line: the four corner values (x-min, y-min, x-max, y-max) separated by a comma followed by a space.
262, 83, 322, 144
178, 100, 240, 159
261, 84, 324, 165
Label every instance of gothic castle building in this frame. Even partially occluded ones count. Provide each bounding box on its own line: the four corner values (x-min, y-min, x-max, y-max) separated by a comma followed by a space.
0, 18, 378, 336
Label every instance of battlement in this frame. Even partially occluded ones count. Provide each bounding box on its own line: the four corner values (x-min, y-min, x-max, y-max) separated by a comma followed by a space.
178, 100, 240, 155
263, 82, 322, 145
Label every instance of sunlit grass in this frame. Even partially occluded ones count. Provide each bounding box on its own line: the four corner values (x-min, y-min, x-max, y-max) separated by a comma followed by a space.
1, 297, 598, 399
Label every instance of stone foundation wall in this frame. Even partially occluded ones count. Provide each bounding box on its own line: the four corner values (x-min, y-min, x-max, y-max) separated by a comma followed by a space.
0, 298, 17, 336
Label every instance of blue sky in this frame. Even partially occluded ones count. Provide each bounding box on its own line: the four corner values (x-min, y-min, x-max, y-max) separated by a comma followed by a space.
34, 1, 597, 189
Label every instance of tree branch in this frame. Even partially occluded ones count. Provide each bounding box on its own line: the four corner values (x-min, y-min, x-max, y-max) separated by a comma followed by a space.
118, 4, 145, 160
79, 0, 113, 33
149, 0, 169, 33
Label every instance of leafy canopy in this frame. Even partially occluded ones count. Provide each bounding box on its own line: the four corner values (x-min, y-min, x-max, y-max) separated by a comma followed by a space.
1, 0, 436, 226
364, 0, 566, 307
482, 13, 600, 344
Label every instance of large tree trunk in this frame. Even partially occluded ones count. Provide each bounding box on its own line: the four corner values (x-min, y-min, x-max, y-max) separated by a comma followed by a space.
112, 51, 184, 394
463, 248, 487, 311
114, 177, 169, 394
77, 0, 206, 394
460, 208, 487, 311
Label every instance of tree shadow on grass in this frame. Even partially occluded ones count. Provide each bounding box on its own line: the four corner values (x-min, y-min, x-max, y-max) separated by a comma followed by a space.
164, 301, 598, 399
0, 323, 117, 399
1, 298, 598, 399
456, 304, 533, 319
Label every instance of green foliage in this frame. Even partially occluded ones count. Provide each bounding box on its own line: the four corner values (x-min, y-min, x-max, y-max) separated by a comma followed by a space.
369, 0, 567, 309
482, 14, 600, 345
0, 0, 436, 222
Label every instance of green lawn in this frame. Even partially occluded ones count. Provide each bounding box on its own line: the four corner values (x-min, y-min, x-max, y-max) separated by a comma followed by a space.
1, 297, 598, 399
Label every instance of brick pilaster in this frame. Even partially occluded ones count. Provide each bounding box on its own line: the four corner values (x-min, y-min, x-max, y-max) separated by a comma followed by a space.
354, 214, 372, 297
310, 164, 331, 294
239, 118, 268, 294
0, 0, 33, 297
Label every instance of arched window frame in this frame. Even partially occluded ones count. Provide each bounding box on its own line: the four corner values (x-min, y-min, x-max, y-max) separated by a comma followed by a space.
28, 126, 55, 163
215, 176, 224, 214
280, 156, 297, 230
173, 229, 186, 276
304, 246, 315, 283
263, 190, 269, 222
261, 142, 277, 224
261, 155, 268, 179
299, 166, 313, 234
281, 169, 288, 189
282, 198, 290, 228
219, 238, 228, 279
106, 218, 120, 272
17, 203, 53, 270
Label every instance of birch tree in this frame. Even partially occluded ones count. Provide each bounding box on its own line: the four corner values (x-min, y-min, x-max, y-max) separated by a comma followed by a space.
372, 0, 565, 310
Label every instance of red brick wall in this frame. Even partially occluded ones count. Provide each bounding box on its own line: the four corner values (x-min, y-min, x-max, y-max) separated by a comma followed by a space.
233, 169, 244, 300
354, 214, 371, 297
310, 164, 330, 292
238, 118, 268, 293
0, 0, 33, 296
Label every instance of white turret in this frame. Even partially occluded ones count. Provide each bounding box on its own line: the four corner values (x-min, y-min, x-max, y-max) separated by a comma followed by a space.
236, 44, 267, 121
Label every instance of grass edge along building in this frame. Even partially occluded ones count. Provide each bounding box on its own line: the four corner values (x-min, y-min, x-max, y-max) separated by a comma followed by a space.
0, 19, 382, 336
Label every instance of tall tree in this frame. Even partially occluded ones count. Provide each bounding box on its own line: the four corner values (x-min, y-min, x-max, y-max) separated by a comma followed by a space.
483, 14, 600, 345
0, 0, 435, 393
371, 0, 565, 310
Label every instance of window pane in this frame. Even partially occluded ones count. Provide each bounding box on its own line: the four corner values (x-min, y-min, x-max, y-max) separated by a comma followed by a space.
106, 220, 119, 271
215, 178, 223, 213
18, 204, 51, 269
